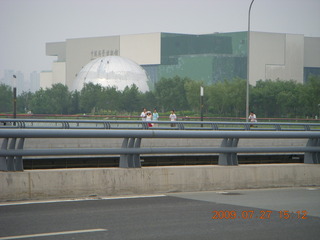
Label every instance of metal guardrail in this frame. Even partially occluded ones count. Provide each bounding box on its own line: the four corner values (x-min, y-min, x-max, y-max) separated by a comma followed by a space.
1, 128, 319, 171
1, 118, 320, 131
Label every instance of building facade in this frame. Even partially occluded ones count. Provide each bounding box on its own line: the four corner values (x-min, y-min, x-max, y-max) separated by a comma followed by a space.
41, 31, 320, 90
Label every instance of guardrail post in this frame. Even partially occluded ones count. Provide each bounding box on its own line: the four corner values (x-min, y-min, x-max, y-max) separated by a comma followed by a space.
119, 137, 141, 168
7, 138, 17, 171
119, 138, 129, 167
318, 139, 320, 164
0, 138, 9, 171
142, 122, 148, 129
244, 124, 251, 131
127, 138, 136, 167
103, 122, 111, 129
178, 123, 185, 130
275, 124, 281, 131
15, 138, 25, 171
132, 138, 141, 168
1, 136, 24, 171
62, 121, 70, 129
211, 123, 219, 130
304, 138, 320, 164
17, 121, 25, 128
218, 138, 239, 165
231, 138, 239, 165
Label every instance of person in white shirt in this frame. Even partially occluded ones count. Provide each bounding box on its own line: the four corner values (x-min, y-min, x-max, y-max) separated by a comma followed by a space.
140, 108, 147, 121
169, 110, 177, 127
248, 111, 257, 127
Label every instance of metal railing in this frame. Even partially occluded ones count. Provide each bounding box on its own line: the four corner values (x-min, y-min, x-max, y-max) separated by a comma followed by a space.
1, 118, 320, 131
1, 128, 319, 171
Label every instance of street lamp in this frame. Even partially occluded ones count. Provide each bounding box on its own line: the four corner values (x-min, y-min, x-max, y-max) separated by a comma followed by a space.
12, 75, 17, 122
200, 86, 204, 126
246, 0, 255, 122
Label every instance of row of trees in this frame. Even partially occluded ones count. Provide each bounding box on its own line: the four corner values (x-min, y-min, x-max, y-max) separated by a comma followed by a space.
0, 75, 319, 118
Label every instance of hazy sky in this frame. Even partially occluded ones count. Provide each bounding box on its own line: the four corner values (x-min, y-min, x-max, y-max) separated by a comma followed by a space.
0, 0, 319, 79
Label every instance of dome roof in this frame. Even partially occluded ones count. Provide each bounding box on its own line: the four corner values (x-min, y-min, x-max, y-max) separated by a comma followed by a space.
72, 56, 150, 92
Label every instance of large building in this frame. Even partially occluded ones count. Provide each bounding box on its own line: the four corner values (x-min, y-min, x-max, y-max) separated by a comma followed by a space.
72, 56, 151, 92
41, 31, 320, 91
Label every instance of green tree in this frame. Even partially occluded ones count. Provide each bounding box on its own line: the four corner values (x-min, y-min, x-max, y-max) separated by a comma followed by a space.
184, 80, 205, 113
121, 84, 142, 113
79, 83, 103, 113
301, 75, 320, 117
205, 78, 246, 117
139, 91, 157, 112
155, 76, 190, 112
274, 81, 300, 118
4, 75, 317, 118
100, 86, 122, 112
70, 90, 80, 114
226, 78, 246, 117
30, 88, 51, 114
47, 84, 70, 114
0, 84, 12, 113
251, 79, 308, 118
17, 91, 34, 113
206, 81, 229, 116
251, 80, 282, 118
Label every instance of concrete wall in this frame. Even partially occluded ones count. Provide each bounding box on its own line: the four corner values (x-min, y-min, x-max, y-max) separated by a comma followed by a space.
250, 32, 304, 85
66, 36, 120, 88
265, 34, 304, 83
120, 33, 161, 65
52, 62, 66, 85
304, 37, 320, 67
1, 164, 319, 201
46, 42, 66, 62
39, 72, 53, 89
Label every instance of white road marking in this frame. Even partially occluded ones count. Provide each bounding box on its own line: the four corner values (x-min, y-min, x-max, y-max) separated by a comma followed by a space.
0, 194, 166, 206
0, 229, 107, 240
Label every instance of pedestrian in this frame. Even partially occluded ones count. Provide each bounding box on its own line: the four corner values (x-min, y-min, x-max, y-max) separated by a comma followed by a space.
152, 108, 159, 127
146, 111, 153, 127
140, 108, 147, 121
248, 111, 257, 127
169, 110, 177, 127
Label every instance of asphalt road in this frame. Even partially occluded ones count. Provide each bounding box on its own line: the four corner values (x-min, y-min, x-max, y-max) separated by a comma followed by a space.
0, 187, 319, 240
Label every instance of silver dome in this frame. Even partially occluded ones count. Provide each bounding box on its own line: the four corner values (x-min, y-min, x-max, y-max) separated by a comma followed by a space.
72, 56, 150, 92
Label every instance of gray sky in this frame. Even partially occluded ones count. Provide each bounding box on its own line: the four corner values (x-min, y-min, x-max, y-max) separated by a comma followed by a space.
0, 0, 319, 79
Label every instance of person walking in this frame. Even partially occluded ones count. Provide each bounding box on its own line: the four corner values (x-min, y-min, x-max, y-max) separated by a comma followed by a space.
146, 111, 153, 127
248, 111, 257, 127
152, 108, 159, 127
140, 108, 147, 121
169, 110, 177, 127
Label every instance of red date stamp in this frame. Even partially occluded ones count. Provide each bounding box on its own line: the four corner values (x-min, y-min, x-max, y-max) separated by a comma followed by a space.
212, 210, 308, 220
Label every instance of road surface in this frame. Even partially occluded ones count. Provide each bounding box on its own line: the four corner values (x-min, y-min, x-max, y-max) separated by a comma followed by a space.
0, 187, 319, 240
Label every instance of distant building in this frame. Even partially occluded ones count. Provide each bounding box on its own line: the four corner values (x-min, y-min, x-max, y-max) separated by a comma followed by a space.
72, 56, 150, 92
29, 71, 40, 93
0, 70, 25, 95
42, 31, 320, 91
1, 70, 40, 94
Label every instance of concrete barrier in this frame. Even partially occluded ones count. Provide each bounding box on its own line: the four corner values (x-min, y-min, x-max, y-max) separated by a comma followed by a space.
1, 164, 320, 201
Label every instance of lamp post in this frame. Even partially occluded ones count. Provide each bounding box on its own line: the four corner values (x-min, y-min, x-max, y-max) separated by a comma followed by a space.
246, 0, 255, 122
12, 75, 17, 123
200, 86, 204, 126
